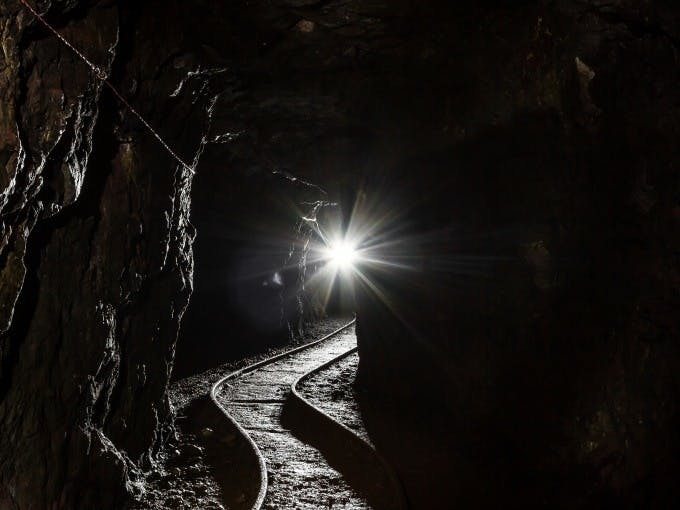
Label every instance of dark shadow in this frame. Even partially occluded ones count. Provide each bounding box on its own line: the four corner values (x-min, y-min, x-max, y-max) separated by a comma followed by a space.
182, 397, 263, 510
281, 392, 406, 510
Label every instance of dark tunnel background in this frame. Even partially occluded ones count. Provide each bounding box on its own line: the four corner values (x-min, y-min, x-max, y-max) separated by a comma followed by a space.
174, 1, 680, 506
170, 1, 680, 506
0, 0, 678, 509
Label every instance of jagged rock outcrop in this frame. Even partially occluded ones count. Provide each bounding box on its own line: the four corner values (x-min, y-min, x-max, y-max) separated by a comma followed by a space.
0, 1, 215, 508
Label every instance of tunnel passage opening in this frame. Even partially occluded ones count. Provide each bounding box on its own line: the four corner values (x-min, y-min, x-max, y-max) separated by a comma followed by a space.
173, 173, 362, 379
304, 203, 367, 318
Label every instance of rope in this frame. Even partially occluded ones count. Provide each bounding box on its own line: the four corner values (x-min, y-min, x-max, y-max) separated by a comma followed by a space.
19, 0, 195, 174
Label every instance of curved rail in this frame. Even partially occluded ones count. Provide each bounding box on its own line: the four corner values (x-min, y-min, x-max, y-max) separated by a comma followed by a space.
210, 319, 356, 510
290, 347, 410, 510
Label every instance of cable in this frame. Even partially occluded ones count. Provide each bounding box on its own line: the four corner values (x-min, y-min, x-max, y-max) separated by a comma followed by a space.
19, 0, 196, 174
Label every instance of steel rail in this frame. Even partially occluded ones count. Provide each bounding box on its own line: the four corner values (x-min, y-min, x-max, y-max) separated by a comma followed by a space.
210, 319, 356, 510
290, 347, 410, 510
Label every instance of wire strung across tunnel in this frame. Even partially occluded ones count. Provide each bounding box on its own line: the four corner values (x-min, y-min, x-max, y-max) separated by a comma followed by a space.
19, 0, 196, 174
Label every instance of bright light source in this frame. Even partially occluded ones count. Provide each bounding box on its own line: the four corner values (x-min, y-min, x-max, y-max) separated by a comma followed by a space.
325, 241, 358, 271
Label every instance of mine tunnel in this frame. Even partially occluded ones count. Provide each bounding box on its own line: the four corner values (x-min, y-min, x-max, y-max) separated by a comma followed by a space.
0, 1, 679, 509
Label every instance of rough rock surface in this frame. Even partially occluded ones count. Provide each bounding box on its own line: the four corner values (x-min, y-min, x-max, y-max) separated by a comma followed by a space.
0, 1, 215, 508
348, 2, 680, 508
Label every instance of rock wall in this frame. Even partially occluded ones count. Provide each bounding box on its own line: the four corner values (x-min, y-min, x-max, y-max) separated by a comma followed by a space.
0, 1, 214, 508
352, 1, 680, 507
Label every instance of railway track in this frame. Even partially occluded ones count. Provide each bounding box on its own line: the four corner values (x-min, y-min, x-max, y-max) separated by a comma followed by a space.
210, 319, 407, 510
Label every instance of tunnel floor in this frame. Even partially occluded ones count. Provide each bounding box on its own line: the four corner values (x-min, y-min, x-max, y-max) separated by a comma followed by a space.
214, 323, 370, 509
297, 351, 371, 445
135, 319, 352, 509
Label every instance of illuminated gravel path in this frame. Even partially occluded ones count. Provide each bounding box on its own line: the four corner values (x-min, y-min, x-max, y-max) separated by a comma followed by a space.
214, 324, 370, 509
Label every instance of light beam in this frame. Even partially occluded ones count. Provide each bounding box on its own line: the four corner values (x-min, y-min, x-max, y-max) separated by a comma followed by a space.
325, 241, 358, 271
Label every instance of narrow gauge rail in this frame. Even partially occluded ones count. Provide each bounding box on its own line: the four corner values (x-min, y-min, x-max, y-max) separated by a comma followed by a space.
211, 320, 407, 510
291, 349, 408, 510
